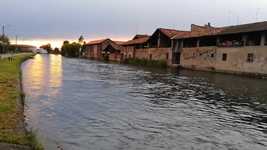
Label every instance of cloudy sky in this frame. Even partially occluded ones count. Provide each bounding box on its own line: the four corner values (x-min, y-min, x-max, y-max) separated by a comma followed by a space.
1, 0, 267, 47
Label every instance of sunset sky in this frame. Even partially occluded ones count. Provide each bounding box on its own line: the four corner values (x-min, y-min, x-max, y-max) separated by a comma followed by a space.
1, 0, 267, 48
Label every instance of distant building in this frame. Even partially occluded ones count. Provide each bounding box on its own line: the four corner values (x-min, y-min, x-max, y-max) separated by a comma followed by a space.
121, 29, 191, 65
83, 39, 124, 61
83, 21, 267, 77
172, 21, 267, 76
13, 44, 37, 53
84, 39, 109, 59
35, 48, 48, 54
121, 34, 150, 60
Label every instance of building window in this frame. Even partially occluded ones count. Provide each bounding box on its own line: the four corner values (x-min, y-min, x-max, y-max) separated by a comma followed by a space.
166, 53, 169, 60
222, 53, 227, 61
211, 53, 214, 58
247, 53, 254, 63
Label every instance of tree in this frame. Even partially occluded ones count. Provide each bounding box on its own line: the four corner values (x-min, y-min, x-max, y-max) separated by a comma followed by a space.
78, 35, 84, 44
0, 35, 10, 44
40, 43, 52, 54
63, 40, 69, 45
81, 41, 87, 56
0, 35, 10, 53
53, 47, 60, 54
61, 41, 81, 57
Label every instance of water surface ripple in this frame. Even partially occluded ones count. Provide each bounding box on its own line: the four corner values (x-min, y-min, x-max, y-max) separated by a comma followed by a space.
22, 54, 267, 150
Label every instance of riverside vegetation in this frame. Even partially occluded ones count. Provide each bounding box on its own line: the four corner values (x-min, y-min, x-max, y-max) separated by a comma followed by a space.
126, 58, 167, 68
0, 53, 43, 150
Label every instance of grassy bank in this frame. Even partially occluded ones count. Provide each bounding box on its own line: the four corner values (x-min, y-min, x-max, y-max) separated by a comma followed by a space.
0, 53, 43, 150
126, 58, 167, 68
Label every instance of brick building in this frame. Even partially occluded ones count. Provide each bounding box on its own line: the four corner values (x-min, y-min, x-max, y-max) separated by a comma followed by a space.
102, 41, 124, 62
172, 21, 267, 76
121, 34, 150, 60
121, 29, 191, 66
83, 39, 124, 61
83, 21, 267, 76
16, 44, 37, 53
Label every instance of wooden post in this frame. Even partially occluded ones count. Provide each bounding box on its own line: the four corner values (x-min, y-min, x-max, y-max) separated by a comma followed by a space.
181, 40, 184, 49
242, 35, 248, 46
260, 33, 266, 46
157, 32, 160, 48
216, 37, 220, 46
176, 40, 180, 52
171, 39, 174, 51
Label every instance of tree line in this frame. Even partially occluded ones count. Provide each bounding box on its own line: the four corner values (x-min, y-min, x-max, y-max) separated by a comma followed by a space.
0, 34, 86, 56
0, 35, 23, 53
40, 35, 85, 57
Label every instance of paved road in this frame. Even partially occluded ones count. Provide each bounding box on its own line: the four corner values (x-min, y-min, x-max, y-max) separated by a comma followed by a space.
0, 53, 30, 59
0, 143, 31, 150
0, 53, 12, 59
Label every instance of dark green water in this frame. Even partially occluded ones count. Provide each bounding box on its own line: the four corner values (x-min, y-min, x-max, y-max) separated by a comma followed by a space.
22, 54, 267, 150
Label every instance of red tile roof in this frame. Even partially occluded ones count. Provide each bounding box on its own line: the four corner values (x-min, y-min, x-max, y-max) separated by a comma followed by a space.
158, 28, 191, 38
114, 41, 126, 45
133, 34, 150, 40
219, 21, 267, 35
173, 21, 267, 39
85, 39, 109, 46
173, 28, 224, 39
122, 36, 150, 46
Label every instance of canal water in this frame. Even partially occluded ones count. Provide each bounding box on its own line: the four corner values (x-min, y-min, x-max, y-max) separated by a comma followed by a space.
22, 54, 267, 150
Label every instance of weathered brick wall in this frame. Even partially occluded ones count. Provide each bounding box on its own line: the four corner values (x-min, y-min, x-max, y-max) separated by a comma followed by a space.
135, 48, 172, 65
134, 48, 148, 59
109, 52, 122, 62
191, 24, 209, 34
84, 45, 102, 60
181, 47, 217, 70
93, 45, 98, 58
181, 46, 267, 75
84, 45, 93, 58
121, 46, 135, 59
87, 44, 172, 66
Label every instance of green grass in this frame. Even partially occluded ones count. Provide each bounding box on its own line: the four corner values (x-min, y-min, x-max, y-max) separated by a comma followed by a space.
126, 58, 167, 68
27, 131, 44, 150
0, 53, 43, 150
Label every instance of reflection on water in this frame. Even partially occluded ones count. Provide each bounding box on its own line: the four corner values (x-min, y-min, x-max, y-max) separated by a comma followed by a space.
22, 54, 62, 135
48, 54, 62, 89
22, 55, 267, 150
25, 54, 62, 91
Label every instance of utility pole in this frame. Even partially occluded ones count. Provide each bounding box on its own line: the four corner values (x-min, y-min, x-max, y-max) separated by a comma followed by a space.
15, 35, 18, 53
2, 25, 5, 36
1, 25, 5, 53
